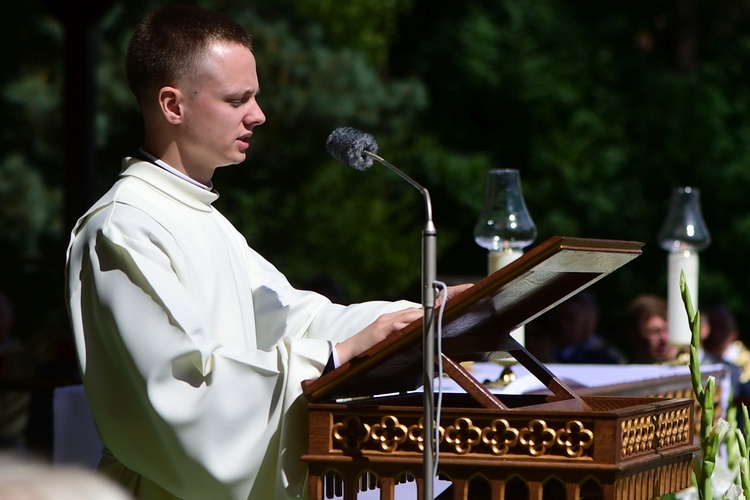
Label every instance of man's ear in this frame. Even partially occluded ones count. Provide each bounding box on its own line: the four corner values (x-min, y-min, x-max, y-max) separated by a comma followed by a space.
158, 86, 184, 125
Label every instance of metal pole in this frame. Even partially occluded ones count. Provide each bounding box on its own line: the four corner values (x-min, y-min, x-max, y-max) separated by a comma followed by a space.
422, 221, 436, 500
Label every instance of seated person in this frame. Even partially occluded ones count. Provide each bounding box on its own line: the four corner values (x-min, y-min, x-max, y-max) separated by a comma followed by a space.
624, 294, 678, 363
0, 291, 34, 451
704, 305, 750, 380
704, 305, 750, 404
549, 291, 625, 364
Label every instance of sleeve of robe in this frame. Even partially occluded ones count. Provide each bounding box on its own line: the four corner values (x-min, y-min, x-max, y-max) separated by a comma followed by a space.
66, 197, 417, 500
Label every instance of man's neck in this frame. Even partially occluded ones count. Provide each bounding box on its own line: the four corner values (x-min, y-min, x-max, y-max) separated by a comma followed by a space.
138, 148, 213, 190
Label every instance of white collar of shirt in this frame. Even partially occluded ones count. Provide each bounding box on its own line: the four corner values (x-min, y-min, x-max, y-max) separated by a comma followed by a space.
121, 158, 219, 211
138, 148, 213, 191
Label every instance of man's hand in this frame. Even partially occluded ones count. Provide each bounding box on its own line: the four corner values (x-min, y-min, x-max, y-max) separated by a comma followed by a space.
334, 308, 423, 365
436, 283, 473, 307
334, 283, 473, 365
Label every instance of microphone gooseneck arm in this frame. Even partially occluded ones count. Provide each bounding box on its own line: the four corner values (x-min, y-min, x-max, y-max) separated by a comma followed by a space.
363, 151, 434, 222
363, 149, 438, 500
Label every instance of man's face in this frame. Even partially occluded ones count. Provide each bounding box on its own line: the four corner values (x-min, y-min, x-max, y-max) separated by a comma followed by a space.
638, 315, 674, 362
179, 42, 266, 178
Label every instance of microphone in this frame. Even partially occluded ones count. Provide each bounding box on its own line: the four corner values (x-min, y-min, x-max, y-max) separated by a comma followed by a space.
326, 126, 439, 499
325, 126, 378, 171
326, 127, 433, 217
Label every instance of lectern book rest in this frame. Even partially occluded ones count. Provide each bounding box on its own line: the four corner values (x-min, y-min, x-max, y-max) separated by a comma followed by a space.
301, 236, 697, 500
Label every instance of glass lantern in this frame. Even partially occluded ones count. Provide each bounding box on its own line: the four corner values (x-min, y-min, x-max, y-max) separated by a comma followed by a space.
657, 186, 711, 346
474, 169, 537, 274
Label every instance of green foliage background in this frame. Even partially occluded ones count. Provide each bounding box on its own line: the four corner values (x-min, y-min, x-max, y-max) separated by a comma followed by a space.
4, 0, 750, 349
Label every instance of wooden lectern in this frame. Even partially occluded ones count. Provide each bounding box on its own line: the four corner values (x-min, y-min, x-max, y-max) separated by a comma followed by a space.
301, 236, 697, 500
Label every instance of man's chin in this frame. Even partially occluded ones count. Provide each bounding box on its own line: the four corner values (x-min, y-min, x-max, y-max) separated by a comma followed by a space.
217, 157, 246, 168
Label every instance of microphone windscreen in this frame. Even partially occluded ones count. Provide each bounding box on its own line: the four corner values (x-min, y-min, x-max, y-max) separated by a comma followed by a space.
325, 127, 378, 171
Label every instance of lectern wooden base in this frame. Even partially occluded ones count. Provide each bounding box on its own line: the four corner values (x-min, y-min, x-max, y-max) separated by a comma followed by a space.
303, 393, 696, 499
302, 237, 696, 499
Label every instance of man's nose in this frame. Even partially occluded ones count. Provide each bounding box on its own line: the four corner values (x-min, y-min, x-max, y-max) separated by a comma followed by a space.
247, 102, 266, 127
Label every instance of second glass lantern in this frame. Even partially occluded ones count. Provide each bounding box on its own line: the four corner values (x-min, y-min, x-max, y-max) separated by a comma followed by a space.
657, 186, 711, 347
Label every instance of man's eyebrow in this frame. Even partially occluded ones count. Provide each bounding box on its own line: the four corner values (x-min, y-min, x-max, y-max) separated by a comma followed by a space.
226, 88, 259, 99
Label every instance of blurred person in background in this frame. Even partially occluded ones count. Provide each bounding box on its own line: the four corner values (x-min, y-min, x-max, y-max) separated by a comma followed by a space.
549, 291, 625, 364
0, 290, 34, 452
704, 305, 750, 380
624, 294, 679, 364
704, 305, 750, 406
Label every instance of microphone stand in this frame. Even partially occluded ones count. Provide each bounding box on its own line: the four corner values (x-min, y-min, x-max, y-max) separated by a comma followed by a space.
364, 151, 437, 499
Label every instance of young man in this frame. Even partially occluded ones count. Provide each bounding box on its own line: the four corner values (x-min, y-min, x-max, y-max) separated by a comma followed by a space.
66, 6, 467, 499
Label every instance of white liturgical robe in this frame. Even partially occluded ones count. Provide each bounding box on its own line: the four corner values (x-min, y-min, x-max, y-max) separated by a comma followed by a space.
66, 158, 415, 499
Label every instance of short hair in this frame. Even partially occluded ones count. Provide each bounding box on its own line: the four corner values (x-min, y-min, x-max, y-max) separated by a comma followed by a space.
625, 294, 667, 335
125, 5, 253, 107
703, 305, 738, 355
